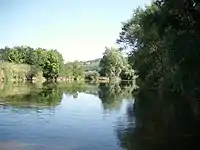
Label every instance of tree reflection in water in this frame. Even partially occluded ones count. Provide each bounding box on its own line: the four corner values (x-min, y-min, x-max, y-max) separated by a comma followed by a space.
98, 81, 135, 111
0, 82, 101, 108
116, 88, 200, 150
0, 83, 63, 108
0, 81, 136, 112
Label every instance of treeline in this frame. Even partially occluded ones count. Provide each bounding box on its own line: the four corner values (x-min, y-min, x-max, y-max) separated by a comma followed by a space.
0, 45, 136, 84
117, 0, 200, 95
0, 46, 84, 82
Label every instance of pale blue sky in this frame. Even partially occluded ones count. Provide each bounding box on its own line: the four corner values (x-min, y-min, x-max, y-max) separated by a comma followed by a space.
0, 0, 150, 61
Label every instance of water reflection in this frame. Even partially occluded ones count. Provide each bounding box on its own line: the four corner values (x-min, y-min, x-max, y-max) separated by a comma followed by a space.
0, 82, 134, 112
59, 82, 99, 98
0, 82, 136, 150
1, 82, 199, 149
0, 83, 63, 108
98, 82, 134, 111
116, 88, 200, 150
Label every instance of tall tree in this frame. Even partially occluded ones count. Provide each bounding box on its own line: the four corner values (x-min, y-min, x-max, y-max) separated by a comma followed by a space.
117, 1, 200, 94
64, 61, 85, 80
99, 47, 133, 80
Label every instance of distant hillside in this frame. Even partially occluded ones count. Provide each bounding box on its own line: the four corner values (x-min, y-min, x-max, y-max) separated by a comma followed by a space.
80, 58, 101, 73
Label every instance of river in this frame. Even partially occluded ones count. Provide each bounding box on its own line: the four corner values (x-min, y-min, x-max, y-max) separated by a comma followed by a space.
0, 82, 134, 150
0, 82, 199, 150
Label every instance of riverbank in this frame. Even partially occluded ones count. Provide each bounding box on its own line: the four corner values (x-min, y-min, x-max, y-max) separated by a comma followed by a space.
0, 62, 45, 83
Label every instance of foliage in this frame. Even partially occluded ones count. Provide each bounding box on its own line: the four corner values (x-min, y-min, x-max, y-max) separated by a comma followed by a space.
28, 48, 64, 80
117, 1, 200, 94
26, 65, 44, 81
72, 61, 85, 80
0, 62, 31, 82
0, 46, 34, 64
85, 71, 100, 81
99, 47, 134, 80
80, 58, 101, 73
0, 46, 64, 81
64, 61, 85, 80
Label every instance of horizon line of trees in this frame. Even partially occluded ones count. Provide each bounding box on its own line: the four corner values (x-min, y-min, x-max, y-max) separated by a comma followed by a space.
0, 46, 85, 82
0, 45, 136, 83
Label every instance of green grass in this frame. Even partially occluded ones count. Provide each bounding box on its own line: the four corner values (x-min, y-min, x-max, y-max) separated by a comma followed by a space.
0, 62, 44, 83
0, 62, 31, 82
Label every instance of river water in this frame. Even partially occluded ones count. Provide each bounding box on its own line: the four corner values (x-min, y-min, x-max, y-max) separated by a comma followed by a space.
0, 82, 199, 150
0, 82, 134, 150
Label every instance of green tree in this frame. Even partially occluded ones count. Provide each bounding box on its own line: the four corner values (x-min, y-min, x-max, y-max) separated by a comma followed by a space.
64, 62, 74, 77
117, 5, 164, 87
99, 47, 133, 80
64, 61, 84, 80
42, 50, 64, 80
72, 61, 84, 80
0, 46, 64, 81
85, 71, 99, 81
118, 1, 200, 95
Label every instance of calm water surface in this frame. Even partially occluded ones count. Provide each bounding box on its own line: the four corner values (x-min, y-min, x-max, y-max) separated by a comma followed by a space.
0, 82, 134, 150
0, 82, 200, 150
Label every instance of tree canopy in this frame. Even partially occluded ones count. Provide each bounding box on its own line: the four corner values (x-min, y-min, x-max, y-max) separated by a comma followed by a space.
117, 0, 200, 95
64, 61, 85, 80
0, 46, 64, 81
99, 47, 134, 80
0, 46, 86, 82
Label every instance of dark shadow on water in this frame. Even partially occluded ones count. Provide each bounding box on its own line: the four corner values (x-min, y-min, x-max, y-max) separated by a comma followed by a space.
116, 88, 200, 150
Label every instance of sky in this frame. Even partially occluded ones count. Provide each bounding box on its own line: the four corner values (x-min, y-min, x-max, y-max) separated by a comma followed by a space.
0, 0, 150, 62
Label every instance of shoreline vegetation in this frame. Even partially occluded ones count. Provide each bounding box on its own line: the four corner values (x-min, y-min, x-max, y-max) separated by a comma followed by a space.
0, 46, 135, 84
117, 0, 200, 97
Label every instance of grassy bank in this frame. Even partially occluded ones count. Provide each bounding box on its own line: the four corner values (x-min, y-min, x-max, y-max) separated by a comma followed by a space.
0, 62, 45, 83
